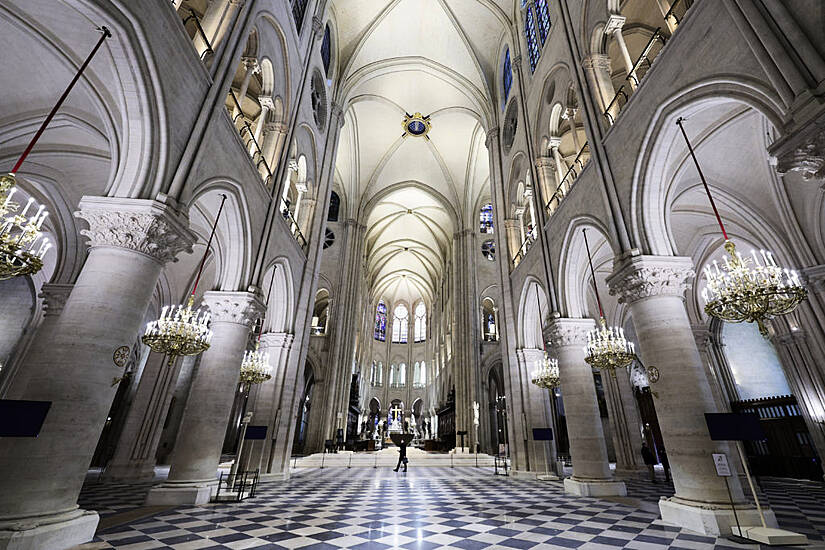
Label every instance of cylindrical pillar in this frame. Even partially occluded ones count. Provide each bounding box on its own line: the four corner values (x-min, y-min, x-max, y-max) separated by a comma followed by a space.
548, 317, 626, 496
0, 198, 193, 548
608, 254, 775, 535
145, 291, 264, 505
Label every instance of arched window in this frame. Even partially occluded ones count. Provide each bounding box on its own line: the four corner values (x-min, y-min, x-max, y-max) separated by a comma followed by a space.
524, 8, 540, 72
480, 203, 494, 233
389, 364, 397, 386
374, 301, 387, 341
392, 304, 409, 343
481, 239, 496, 261
536, 0, 551, 44
413, 362, 426, 388
399, 363, 406, 387
502, 48, 513, 107
327, 191, 340, 222
370, 361, 383, 387
414, 302, 426, 343
291, 0, 308, 32
482, 298, 498, 341
321, 24, 332, 77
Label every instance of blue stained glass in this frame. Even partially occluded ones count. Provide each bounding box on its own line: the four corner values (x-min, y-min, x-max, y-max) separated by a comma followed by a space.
502, 48, 512, 107
536, 0, 551, 45
525, 8, 539, 72
374, 301, 387, 341
480, 203, 494, 233
292, 0, 308, 32
321, 25, 332, 76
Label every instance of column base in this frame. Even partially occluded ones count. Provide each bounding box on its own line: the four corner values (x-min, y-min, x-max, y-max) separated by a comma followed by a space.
101, 462, 156, 483
731, 526, 807, 545
659, 497, 777, 536
564, 477, 627, 497
145, 480, 217, 506
0, 509, 98, 550
259, 471, 291, 483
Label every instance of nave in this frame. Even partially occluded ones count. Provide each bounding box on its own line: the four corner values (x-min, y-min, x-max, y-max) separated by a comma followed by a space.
82, 467, 825, 549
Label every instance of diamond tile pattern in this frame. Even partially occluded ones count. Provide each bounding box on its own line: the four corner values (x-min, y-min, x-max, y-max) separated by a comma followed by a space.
82, 467, 825, 549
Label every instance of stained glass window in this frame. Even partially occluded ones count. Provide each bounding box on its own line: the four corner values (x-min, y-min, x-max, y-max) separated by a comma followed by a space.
327, 191, 340, 221
525, 8, 540, 72
536, 0, 551, 44
502, 48, 512, 107
374, 301, 387, 341
414, 302, 426, 342
292, 0, 308, 32
321, 25, 332, 77
480, 203, 494, 233
392, 304, 409, 343
481, 239, 496, 261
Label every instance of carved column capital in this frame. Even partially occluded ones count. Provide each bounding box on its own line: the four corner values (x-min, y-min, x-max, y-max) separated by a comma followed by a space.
547, 136, 562, 149
485, 127, 500, 149
535, 156, 554, 169
203, 291, 265, 327
241, 56, 259, 72
604, 14, 626, 34
774, 131, 825, 181
264, 121, 289, 135
75, 197, 195, 265
547, 317, 595, 348
801, 264, 825, 293
330, 101, 345, 128
312, 16, 325, 40
607, 254, 695, 305
39, 283, 74, 317
691, 324, 713, 349
582, 53, 612, 71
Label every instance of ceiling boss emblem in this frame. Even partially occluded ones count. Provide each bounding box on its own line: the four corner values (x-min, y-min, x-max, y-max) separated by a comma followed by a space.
402, 112, 431, 139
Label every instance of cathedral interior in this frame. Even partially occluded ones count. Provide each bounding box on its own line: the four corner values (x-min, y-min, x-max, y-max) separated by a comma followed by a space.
1, 0, 825, 549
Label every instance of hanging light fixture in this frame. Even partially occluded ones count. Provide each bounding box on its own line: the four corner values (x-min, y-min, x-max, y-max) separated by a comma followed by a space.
528, 283, 561, 390
0, 27, 111, 280
582, 228, 636, 375
676, 118, 806, 336
142, 194, 227, 366
239, 265, 278, 388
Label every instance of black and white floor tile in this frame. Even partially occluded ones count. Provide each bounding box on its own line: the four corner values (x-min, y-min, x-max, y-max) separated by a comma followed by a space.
80, 466, 825, 549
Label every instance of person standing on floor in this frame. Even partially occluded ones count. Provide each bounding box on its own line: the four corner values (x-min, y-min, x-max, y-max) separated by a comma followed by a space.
394, 439, 408, 472
641, 442, 657, 483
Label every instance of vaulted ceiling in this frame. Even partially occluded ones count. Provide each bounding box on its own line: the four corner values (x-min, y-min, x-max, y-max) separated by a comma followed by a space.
331, 0, 514, 307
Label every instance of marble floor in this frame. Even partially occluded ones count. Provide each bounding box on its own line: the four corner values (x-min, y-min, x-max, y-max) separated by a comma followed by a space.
79, 467, 825, 549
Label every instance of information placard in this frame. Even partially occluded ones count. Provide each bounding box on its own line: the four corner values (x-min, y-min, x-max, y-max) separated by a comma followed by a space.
712, 453, 731, 477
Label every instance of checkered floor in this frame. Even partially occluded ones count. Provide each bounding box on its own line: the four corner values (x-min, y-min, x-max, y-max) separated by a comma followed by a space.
83, 467, 825, 549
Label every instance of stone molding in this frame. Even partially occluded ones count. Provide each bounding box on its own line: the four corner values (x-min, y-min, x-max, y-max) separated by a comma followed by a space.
535, 156, 554, 169
75, 197, 194, 264
485, 127, 500, 148
39, 283, 74, 317
260, 332, 294, 349
582, 53, 611, 71
202, 291, 265, 327
546, 317, 595, 348
607, 254, 694, 305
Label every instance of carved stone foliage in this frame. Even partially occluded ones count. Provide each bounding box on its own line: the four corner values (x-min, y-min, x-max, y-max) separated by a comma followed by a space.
608, 255, 694, 305
203, 291, 265, 327
75, 199, 194, 264
546, 317, 595, 348
775, 132, 825, 181
39, 283, 74, 317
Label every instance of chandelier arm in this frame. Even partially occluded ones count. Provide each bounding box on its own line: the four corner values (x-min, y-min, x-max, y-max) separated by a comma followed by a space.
11, 27, 112, 175
192, 193, 227, 296
582, 228, 605, 319
675, 117, 729, 241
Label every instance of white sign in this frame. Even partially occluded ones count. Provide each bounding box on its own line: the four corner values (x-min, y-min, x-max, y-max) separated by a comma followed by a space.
712, 453, 731, 477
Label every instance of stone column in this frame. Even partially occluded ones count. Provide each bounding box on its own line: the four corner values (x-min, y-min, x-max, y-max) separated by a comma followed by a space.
604, 15, 637, 89
101, 351, 184, 482
261, 122, 289, 180
603, 368, 646, 475
4, 283, 74, 398
0, 198, 193, 550
504, 218, 521, 263
691, 324, 733, 410
242, 332, 294, 477
146, 291, 264, 505
548, 317, 626, 496
549, 137, 567, 185
566, 108, 583, 151
608, 254, 772, 535
232, 57, 259, 120
296, 196, 316, 238
253, 97, 273, 147
534, 156, 555, 206
582, 54, 619, 123
515, 348, 558, 477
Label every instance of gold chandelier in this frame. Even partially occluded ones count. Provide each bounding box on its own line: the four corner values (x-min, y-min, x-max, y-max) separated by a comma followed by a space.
0, 174, 50, 280
0, 28, 110, 281
531, 351, 560, 390
238, 264, 279, 388
142, 194, 227, 365
676, 118, 807, 336
240, 342, 272, 387
581, 228, 637, 375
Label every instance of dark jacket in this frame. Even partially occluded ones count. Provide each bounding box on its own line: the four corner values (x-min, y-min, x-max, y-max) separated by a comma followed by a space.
641, 445, 657, 465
